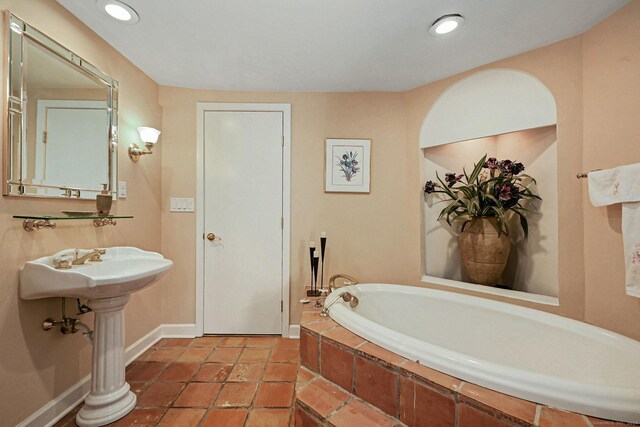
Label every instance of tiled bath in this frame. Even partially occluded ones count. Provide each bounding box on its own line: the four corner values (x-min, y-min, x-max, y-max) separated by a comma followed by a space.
297, 304, 624, 427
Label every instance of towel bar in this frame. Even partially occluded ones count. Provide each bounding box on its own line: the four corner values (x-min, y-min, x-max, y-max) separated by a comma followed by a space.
577, 169, 602, 179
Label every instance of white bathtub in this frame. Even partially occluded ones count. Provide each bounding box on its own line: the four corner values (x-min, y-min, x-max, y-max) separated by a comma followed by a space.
325, 284, 640, 423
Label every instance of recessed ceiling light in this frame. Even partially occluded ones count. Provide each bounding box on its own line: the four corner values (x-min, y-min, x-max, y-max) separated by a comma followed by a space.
97, 0, 140, 24
429, 14, 464, 36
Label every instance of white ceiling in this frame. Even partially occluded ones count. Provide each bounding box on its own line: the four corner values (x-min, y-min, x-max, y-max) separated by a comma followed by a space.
57, 0, 628, 92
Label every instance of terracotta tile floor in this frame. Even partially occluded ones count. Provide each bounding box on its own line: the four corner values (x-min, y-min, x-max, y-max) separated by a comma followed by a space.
54, 336, 300, 427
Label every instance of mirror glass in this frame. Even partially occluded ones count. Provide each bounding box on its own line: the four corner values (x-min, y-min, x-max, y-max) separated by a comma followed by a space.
3, 13, 118, 199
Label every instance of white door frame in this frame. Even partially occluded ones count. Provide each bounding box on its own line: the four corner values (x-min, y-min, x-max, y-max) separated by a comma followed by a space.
195, 102, 292, 337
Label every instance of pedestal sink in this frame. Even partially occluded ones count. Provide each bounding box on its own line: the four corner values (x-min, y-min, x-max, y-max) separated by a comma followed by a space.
20, 247, 173, 427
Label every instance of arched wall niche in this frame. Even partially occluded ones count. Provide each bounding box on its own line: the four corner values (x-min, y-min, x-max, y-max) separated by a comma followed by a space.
420, 69, 557, 149
421, 68, 559, 302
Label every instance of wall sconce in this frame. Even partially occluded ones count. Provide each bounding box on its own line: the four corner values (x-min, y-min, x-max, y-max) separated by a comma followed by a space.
128, 127, 161, 162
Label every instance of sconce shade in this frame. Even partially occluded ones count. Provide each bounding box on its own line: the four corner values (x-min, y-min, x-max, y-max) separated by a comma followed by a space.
130, 126, 161, 161
137, 127, 161, 144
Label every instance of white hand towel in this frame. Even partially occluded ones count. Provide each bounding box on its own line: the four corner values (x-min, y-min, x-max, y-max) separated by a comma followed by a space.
623, 203, 640, 298
588, 163, 640, 207
588, 163, 640, 297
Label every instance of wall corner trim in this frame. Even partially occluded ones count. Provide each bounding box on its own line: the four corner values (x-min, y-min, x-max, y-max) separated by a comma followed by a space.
288, 324, 301, 339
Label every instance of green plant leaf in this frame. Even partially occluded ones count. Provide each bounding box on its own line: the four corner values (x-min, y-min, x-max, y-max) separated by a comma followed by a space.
513, 209, 529, 239
468, 154, 487, 183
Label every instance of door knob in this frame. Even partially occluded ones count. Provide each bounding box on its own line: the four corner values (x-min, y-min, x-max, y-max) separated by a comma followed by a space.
207, 233, 221, 241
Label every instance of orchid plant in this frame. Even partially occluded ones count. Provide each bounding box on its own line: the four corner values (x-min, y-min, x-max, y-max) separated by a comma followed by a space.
424, 154, 540, 237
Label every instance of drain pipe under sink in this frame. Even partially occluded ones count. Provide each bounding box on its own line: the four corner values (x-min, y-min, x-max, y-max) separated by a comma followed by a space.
75, 321, 94, 343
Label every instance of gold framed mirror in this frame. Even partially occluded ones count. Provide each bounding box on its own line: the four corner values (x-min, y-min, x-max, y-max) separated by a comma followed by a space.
2, 11, 118, 200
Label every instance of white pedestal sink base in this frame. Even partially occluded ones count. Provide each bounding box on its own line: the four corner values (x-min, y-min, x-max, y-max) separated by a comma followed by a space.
76, 388, 136, 427
76, 295, 136, 427
19, 247, 173, 425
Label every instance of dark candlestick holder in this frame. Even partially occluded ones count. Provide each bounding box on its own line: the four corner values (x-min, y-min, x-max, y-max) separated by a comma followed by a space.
320, 237, 327, 290
312, 255, 319, 293
307, 246, 321, 297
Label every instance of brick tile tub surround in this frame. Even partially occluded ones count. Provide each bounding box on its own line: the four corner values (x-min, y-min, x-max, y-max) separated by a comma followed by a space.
298, 304, 628, 427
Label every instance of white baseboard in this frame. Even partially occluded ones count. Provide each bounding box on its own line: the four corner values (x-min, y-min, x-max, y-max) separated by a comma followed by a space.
288, 324, 300, 339
161, 323, 198, 338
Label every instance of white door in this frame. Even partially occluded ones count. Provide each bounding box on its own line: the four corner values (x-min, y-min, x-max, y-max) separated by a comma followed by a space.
203, 110, 284, 335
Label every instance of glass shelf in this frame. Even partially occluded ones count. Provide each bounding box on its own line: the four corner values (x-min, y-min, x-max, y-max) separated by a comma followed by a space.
14, 214, 133, 231
14, 214, 133, 220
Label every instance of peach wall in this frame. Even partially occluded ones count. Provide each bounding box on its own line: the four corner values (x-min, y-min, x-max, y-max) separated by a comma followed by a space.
159, 89, 415, 326
0, 1, 162, 425
582, 1, 640, 339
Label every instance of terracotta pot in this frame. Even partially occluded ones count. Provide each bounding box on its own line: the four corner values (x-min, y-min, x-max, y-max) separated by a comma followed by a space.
458, 217, 511, 286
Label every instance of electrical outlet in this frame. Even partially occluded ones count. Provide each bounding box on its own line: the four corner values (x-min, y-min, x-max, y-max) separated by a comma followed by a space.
118, 181, 126, 198
170, 198, 195, 212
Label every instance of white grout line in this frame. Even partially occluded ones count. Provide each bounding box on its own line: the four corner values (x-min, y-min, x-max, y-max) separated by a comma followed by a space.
582, 415, 594, 427
534, 405, 542, 426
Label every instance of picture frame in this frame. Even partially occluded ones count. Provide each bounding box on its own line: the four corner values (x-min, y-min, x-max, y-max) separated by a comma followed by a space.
325, 138, 371, 193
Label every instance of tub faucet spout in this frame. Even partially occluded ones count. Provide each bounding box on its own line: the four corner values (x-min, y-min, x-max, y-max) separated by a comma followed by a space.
328, 274, 359, 292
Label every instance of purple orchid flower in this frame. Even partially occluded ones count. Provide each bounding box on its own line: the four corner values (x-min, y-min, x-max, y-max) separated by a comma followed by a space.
424, 180, 436, 194
494, 182, 520, 202
484, 157, 499, 169
498, 160, 525, 175
445, 173, 463, 188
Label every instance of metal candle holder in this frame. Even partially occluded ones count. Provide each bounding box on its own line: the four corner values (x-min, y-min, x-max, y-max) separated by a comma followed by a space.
313, 253, 319, 293
307, 242, 321, 296
320, 236, 327, 290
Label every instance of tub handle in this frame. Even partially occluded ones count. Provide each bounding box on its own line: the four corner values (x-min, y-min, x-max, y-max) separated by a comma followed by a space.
329, 274, 359, 291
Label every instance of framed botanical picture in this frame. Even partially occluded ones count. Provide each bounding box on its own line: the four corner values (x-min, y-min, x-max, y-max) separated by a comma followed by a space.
325, 138, 371, 193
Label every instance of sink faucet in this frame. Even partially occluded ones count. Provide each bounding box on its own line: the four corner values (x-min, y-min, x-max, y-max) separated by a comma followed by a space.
73, 249, 106, 265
